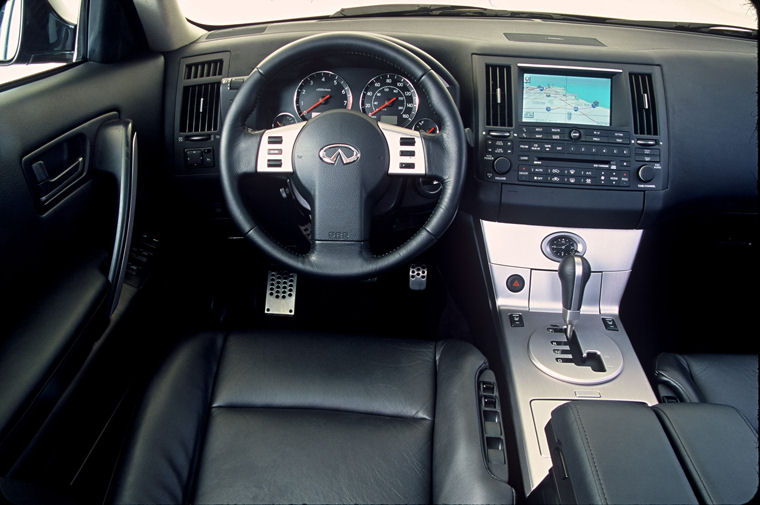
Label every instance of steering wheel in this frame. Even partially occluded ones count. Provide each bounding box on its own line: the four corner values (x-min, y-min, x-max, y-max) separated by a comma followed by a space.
220, 32, 465, 278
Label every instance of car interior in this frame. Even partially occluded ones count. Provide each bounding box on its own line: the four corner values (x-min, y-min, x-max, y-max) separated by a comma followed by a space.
0, 0, 758, 503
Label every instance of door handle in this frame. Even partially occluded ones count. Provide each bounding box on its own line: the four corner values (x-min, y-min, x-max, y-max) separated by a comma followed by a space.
38, 157, 84, 204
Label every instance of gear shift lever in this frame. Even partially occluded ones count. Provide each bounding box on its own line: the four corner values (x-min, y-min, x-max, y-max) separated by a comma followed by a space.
558, 254, 591, 340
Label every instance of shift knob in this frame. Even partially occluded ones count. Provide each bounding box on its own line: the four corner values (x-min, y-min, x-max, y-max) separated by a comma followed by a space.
558, 255, 591, 337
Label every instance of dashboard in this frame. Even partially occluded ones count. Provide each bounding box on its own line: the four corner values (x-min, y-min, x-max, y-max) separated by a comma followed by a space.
166, 16, 757, 232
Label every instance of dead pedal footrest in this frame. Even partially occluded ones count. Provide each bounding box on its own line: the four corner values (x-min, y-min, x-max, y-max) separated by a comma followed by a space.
265, 270, 297, 316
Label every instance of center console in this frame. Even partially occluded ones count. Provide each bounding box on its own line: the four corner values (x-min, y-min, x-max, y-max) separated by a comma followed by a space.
480, 220, 657, 493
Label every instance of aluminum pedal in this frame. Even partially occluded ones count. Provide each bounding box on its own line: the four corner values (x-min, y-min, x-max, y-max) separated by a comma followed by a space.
265, 270, 297, 316
409, 264, 427, 291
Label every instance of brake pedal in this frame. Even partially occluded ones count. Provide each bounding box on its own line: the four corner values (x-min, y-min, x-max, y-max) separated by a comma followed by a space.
409, 264, 427, 291
265, 270, 297, 316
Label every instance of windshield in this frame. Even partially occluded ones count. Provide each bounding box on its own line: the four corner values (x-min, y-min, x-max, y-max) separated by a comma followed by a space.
177, 0, 758, 30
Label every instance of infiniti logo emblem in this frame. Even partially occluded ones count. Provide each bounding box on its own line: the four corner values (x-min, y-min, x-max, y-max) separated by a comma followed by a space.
318, 144, 361, 165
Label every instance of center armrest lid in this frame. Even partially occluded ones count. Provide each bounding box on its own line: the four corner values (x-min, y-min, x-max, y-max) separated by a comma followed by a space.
545, 400, 698, 505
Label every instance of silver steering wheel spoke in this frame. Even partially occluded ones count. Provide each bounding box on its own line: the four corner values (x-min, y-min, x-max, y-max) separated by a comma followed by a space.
256, 122, 306, 173
378, 122, 426, 176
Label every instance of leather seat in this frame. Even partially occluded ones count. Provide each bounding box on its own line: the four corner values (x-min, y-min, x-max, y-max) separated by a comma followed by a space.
654, 353, 758, 433
111, 331, 514, 504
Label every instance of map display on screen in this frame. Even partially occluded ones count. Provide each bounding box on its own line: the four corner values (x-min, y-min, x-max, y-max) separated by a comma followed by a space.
522, 73, 611, 126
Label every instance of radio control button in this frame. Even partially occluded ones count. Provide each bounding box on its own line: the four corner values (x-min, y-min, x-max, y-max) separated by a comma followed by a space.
638, 164, 656, 182
569, 129, 582, 141
493, 157, 511, 174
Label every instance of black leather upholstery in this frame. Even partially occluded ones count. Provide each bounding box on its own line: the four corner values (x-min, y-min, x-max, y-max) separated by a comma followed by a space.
545, 401, 698, 505
652, 403, 759, 504
111, 331, 513, 504
654, 353, 758, 432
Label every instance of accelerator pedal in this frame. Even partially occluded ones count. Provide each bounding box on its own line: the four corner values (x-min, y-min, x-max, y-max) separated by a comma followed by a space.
265, 270, 297, 316
409, 264, 427, 291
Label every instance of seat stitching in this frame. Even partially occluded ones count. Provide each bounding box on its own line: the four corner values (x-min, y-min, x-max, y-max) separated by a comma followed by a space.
569, 403, 609, 504
652, 406, 714, 503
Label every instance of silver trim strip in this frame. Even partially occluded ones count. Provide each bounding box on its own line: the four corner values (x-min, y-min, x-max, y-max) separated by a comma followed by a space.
517, 63, 623, 73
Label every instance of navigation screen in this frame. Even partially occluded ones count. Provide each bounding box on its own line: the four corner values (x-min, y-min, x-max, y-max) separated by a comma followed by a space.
522, 73, 611, 126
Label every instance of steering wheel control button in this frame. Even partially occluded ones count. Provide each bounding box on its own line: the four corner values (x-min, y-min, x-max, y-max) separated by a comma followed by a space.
506, 274, 525, 293
508, 313, 525, 327
602, 317, 619, 331
380, 122, 426, 175
257, 122, 305, 173
399, 163, 415, 169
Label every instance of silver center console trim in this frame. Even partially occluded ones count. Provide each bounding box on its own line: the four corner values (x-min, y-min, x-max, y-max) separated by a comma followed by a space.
480, 220, 655, 493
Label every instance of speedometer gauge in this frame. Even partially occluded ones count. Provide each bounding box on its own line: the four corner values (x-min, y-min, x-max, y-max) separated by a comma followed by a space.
360, 73, 418, 127
295, 71, 352, 120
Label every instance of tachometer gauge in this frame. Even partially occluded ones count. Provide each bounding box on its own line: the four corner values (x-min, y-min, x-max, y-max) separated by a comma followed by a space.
360, 73, 418, 127
413, 118, 439, 134
272, 112, 297, 128
295, 71, 352, 120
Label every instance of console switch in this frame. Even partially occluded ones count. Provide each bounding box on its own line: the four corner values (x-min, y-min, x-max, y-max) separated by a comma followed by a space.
602, 317, 619, 331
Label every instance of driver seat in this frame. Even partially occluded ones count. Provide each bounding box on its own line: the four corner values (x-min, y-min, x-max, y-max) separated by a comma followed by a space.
110, 331, 514, 504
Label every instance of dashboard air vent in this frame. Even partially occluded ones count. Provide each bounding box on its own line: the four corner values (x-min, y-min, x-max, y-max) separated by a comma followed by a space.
185, 59, 223, 80
485, 64, 512, 127
179, 82, 221, 133
629, 73, 658, 136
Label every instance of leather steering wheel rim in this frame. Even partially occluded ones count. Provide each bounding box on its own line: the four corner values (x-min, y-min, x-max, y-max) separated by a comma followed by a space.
219, 32, 466, 279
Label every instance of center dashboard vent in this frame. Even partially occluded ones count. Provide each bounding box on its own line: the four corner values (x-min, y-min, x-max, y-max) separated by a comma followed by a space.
179, 57, 226, 134
629, 73, 659, 136
485, 64, 513, 128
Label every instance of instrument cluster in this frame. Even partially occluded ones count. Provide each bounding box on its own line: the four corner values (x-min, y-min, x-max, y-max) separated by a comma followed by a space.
269, 68, 440, 133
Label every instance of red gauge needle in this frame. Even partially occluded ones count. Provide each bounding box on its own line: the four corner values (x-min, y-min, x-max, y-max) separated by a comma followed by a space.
303, 94, 331, 115
426, 127, 436, 133
369, 96, 397, 116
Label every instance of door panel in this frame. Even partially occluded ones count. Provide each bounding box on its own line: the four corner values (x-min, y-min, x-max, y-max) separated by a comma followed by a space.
0, 56, 163, 470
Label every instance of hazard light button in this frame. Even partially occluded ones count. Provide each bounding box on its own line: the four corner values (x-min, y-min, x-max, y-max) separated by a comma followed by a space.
506, 274, 526, 293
